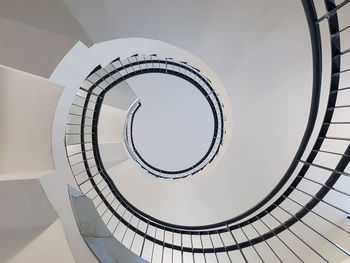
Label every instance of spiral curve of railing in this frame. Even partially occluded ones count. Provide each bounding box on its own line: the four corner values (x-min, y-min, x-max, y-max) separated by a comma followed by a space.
65, 1, 350, 261
121, 57, 225, 179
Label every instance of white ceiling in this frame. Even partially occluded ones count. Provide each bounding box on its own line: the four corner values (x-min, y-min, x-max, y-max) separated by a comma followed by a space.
130, 73, 215, 172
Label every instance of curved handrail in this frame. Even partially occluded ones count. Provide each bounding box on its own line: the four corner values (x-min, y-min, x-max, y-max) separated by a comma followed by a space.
69, 26, 321, 232
119, 59, 225, 179
65, 1, 350, 261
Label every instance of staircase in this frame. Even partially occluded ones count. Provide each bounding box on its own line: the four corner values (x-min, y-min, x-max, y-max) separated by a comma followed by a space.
0, 0, 350, 262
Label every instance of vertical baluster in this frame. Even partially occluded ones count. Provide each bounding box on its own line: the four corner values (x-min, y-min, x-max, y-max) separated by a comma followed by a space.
165, 58, 169, 74
258, 215, 303, 262
268, 210, 329, 262
143, 56, 149, 70
127, 57, 136, 72
161, 228, 166, 263
199, 233, 207, 263
98, 68, 112, 86
208, 232, 219, 263
217, 231, 232, 263
140, 218, 150, 258
130, 218, 141, 250
182, 61, 188, 75
171, 230, 175, 263
284, 194, 350, 234
226, 224, 248, 263
100, 198, 115, 218
134, 55, 142, 70
180, 233, 184, 263
118, 58, 129, 74
151, 226, 158, 263
239, 226, 264, 263
275, 204, 350, 257
113, 208, 127, 235
249, 220, 283, 262
150, 54, 156, 68
190, 233, 195, 263
106, 201, 122, 227
121, 212, 134, 244
96, 189, 113, 209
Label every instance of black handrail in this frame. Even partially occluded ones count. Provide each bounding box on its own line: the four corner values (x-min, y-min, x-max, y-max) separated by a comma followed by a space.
118, 60, 225, 179
65, 1, 350, 260
74, 13, 322, 231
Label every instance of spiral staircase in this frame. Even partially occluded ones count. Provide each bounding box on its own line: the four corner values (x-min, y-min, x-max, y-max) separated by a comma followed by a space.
1, 0, 350, 262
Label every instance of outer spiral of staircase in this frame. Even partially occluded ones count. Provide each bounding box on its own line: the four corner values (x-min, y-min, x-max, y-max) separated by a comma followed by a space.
0, 0, 350, 262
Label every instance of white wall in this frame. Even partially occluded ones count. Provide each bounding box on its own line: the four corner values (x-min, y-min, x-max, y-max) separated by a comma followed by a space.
0, 65, 63, 173
0, 179, 75, 263
0, 0, 91, 46
98, 104, 127, 144
0, 0, 92, 78
0, 17, 75, 78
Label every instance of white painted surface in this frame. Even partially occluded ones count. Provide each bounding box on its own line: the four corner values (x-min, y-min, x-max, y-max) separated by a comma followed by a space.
99, 142, 128, 170
0, 65, 63, 173
0, 170, 54, 181
98, 104, 126, 144
0, 17, 77, 78
0, 0, 91, 46
130, 73, 215, 171
0, 179, 57, 231
6, 219, 76, 263
0, 179, 76, 263
103, 80, 138, 111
